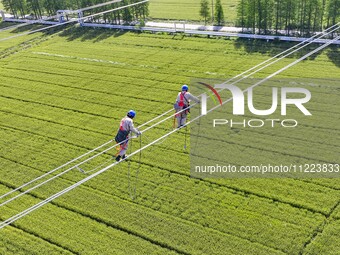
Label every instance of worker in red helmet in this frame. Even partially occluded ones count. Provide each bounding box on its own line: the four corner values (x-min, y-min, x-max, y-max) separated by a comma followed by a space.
174, 85, 200, 128
115, 110, 141, 161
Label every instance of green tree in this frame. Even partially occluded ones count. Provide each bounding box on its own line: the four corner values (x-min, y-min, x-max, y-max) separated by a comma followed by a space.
214, 0, 224, 25
326, 0, 340, 37
0, 0, 147, 23
326, 0, 340, 26
236, 0, 335, 35
284, 0, 296, 35
200, 0, 210, 25
121, 0, 132, 24
15, 0, 27, 17
319, 0, 327, 29
248, 0, 257, 33
132, 0, 149, 21
2, 0, 28, 18
140, 1, 149, 19
27, 0, 44, 19
260, 0, 274, 34
2, 0, 18, 18
43, 0, 67, 16
236, 0, 246, 30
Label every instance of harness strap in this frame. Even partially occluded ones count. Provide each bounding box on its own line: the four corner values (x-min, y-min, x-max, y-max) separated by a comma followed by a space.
178, 92, 187, 107
116, 117, 130, 144
119, 118, 125, 131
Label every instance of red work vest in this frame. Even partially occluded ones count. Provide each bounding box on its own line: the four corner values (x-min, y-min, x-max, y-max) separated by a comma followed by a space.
178, 92, 187, 107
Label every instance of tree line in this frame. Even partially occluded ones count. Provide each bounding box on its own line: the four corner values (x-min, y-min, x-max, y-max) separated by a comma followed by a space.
1, 0, 149, 24
200, 0, 225, 26
236, 0, 340, 35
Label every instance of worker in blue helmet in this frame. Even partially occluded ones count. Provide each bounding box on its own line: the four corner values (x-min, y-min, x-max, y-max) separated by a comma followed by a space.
115, 110, 141, 161
174, 85, 200, 128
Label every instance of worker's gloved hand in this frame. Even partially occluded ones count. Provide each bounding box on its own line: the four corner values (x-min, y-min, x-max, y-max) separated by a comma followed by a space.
137, 131, 142, 137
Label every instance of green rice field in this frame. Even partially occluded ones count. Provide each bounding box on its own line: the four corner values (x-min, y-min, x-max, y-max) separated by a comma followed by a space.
0, 22, 339, 254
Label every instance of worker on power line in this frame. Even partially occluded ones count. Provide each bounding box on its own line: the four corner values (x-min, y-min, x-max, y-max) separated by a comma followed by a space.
115, 110, 141, 162
174, 85, 200, 128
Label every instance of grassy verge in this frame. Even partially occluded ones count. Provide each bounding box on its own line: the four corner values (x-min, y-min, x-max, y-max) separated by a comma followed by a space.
149, 0, 239, 25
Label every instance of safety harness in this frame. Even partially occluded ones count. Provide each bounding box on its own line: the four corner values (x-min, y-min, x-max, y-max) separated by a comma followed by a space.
115, 117, 130, 146
175, 92, 190, 114
178, 92, 187, 107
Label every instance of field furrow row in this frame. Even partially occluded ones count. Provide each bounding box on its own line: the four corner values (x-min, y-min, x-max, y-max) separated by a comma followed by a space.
0, 157, 318, 255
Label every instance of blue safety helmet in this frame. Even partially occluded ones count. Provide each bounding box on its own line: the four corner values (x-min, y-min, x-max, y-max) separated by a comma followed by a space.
127, 110, 136, 118
182, 84, 189, 91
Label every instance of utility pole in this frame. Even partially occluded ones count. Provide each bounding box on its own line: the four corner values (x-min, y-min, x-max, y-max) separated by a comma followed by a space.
211, 0, 214, 23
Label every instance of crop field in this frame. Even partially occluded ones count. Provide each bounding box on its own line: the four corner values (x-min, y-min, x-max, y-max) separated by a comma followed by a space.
0, 22, 340, 254
149, 0, 239, 24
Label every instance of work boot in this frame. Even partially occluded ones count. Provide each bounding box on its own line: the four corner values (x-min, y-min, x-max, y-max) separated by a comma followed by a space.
115, 155, 121, 162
